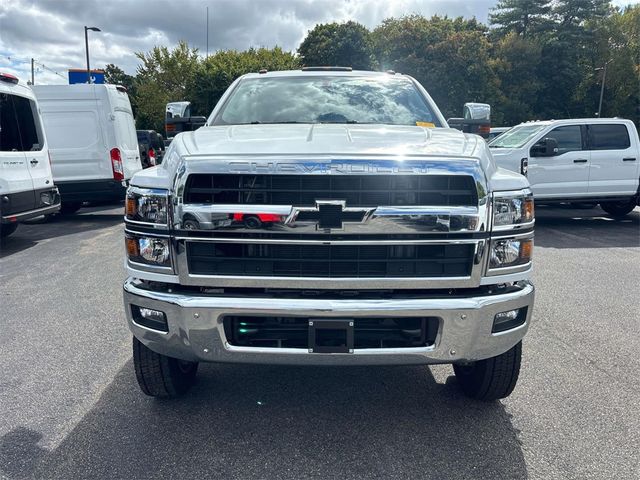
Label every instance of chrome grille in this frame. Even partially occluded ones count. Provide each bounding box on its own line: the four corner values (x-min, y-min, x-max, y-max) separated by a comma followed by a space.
187, 242, 474, 278
183, 174, 478, 207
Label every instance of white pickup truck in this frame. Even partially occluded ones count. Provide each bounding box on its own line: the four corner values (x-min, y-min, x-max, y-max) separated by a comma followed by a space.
123, 68, 535, 401
489, 118, 640, 217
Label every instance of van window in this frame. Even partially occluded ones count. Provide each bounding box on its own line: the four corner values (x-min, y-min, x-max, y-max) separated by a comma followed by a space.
0, 93, 43, 151
589, 124, 630, 150
12, 95, 44, 151
0, 93, 21, 151
548, 125, 582, 155
114, 111, 137, 150
42, 111, 99, 149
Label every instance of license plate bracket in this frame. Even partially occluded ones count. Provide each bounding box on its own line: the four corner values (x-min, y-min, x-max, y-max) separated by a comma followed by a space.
308, 319, 354, 353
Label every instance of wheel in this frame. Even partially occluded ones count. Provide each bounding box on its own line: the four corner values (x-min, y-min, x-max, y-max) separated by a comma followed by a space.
453, 341, 522, 401
600, 199, 636, 218
132, 337, 198, 397
183, 218, 200, 230
60, 202, 82, 215
244, 215, 262, 229
0, 222, 19, 238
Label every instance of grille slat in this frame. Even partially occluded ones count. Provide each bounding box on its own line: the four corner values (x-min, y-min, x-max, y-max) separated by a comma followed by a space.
187, 243, 474, 278
223, 316, 440, 349
184, 174, 478, 207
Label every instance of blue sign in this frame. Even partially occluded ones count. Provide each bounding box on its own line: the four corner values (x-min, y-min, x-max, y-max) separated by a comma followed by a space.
68, 69, 105, 84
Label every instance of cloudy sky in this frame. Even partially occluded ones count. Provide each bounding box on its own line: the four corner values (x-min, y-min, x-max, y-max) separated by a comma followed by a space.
1, 0, 638, 85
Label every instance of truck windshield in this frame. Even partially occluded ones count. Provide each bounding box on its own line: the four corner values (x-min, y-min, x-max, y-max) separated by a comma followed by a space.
212, 76, 440, 127
488, 124, 547, 148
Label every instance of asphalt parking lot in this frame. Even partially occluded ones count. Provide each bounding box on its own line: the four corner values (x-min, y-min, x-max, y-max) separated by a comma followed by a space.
0, 204, 638, 480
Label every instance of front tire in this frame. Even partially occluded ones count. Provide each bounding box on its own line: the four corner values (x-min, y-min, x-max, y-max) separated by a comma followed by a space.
453, 341, 522, 401
600, 199, 636, 218
133, 337, 198, 397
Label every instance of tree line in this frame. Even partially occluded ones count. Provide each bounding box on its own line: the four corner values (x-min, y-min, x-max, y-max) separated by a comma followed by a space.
105, 0, 640, 132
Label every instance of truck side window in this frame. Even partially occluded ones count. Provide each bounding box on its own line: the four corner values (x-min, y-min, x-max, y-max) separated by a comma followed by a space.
12, 95, 43, 151
0, 93, 22, 151
589, 124, 630, 150
548, 125, 582, 155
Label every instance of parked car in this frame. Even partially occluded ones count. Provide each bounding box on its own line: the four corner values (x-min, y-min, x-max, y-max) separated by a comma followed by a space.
32, 84, 142, 214
489, 118, 640, 217
123, 68, 535, 401
137, 130, 164, 168
488, 127, 511, 141
0, 72, 60, 238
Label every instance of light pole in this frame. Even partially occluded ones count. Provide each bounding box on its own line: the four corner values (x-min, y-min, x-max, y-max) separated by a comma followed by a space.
84, 26, 101, 84
595, 59, 612, 118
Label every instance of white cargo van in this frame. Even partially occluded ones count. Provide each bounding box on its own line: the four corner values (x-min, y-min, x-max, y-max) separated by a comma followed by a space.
0, 72, 60, 238
32, 84, 142, 213
489, 118, 640, 217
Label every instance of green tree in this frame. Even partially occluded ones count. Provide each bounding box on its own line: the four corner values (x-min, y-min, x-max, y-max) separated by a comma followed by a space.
104, 64, 137, 116
188, 47, 300, 117
491, 33, 543, 124
372, 15, 501, 120
298, 21, 375, 70
489, 0, 553, 37
134, 41, 201, 131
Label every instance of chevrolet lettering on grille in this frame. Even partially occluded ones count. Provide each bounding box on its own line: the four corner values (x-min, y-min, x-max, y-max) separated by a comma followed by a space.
292, 200, 375, 230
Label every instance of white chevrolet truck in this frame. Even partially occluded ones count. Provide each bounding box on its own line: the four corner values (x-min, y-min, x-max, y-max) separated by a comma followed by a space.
123, 68, 535, 401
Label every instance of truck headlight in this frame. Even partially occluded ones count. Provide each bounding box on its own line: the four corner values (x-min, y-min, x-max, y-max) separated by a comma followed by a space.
489, 238, 533, 269
126, 233, 171, 267
493, 191, 534, 229
125, 187, 169, 226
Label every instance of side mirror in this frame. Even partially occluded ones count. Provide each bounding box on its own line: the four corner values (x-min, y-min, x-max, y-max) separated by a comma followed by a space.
531, 137, 559, 157
447, 102, 491, 138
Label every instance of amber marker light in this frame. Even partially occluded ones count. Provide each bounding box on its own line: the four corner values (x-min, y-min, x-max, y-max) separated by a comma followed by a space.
126, 237, 139, 257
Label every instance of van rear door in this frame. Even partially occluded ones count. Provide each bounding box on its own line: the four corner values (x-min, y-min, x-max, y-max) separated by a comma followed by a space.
0, 91, 35, 214
110, 88, 141, 180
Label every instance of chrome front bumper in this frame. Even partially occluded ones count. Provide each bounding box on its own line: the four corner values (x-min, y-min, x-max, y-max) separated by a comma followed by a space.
124, 279, 534, 366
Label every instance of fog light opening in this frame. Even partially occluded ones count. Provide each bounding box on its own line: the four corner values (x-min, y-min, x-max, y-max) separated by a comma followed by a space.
492, 307, 527, 333
132, 305, 168, 332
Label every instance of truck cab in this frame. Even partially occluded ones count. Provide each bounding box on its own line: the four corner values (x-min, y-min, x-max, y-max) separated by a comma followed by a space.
489, 119, 640, 217
123, 69, 535, 401
0, 72, 60, 239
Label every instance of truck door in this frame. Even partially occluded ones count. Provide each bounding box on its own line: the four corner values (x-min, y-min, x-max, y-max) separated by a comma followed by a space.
0, 92, 35, 215
528, 125, 590, 198
586, 123, 639, 196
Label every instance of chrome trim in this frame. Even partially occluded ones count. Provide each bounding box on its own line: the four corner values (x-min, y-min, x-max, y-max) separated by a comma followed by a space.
175, 237, 483, 245
124, 278, 535, 365
170, 156, 491, 235
175, 236, 487, 289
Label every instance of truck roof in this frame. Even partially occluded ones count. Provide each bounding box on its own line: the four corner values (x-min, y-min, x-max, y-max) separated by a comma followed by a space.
516, 118, 635, 127
241, 69, 407, 80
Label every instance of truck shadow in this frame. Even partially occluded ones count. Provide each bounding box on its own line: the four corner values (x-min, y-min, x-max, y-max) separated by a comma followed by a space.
534, 205, 639, 249
3, 361, 528, 479
0, 206, 123, 258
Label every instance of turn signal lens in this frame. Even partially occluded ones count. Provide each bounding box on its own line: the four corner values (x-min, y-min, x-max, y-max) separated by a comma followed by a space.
126, 237, 139, 257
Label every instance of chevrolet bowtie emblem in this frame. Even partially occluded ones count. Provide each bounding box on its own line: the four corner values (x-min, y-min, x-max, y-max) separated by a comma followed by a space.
293, 200, 375, 230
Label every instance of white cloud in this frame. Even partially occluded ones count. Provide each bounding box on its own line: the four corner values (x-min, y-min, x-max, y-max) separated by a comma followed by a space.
0, 0, 638, 85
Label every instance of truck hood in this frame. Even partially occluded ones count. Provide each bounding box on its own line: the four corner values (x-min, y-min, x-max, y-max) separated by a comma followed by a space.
179, 124, 480, 158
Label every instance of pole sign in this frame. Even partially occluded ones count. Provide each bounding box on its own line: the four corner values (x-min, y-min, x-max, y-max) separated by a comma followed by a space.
68, 69, 105, 84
